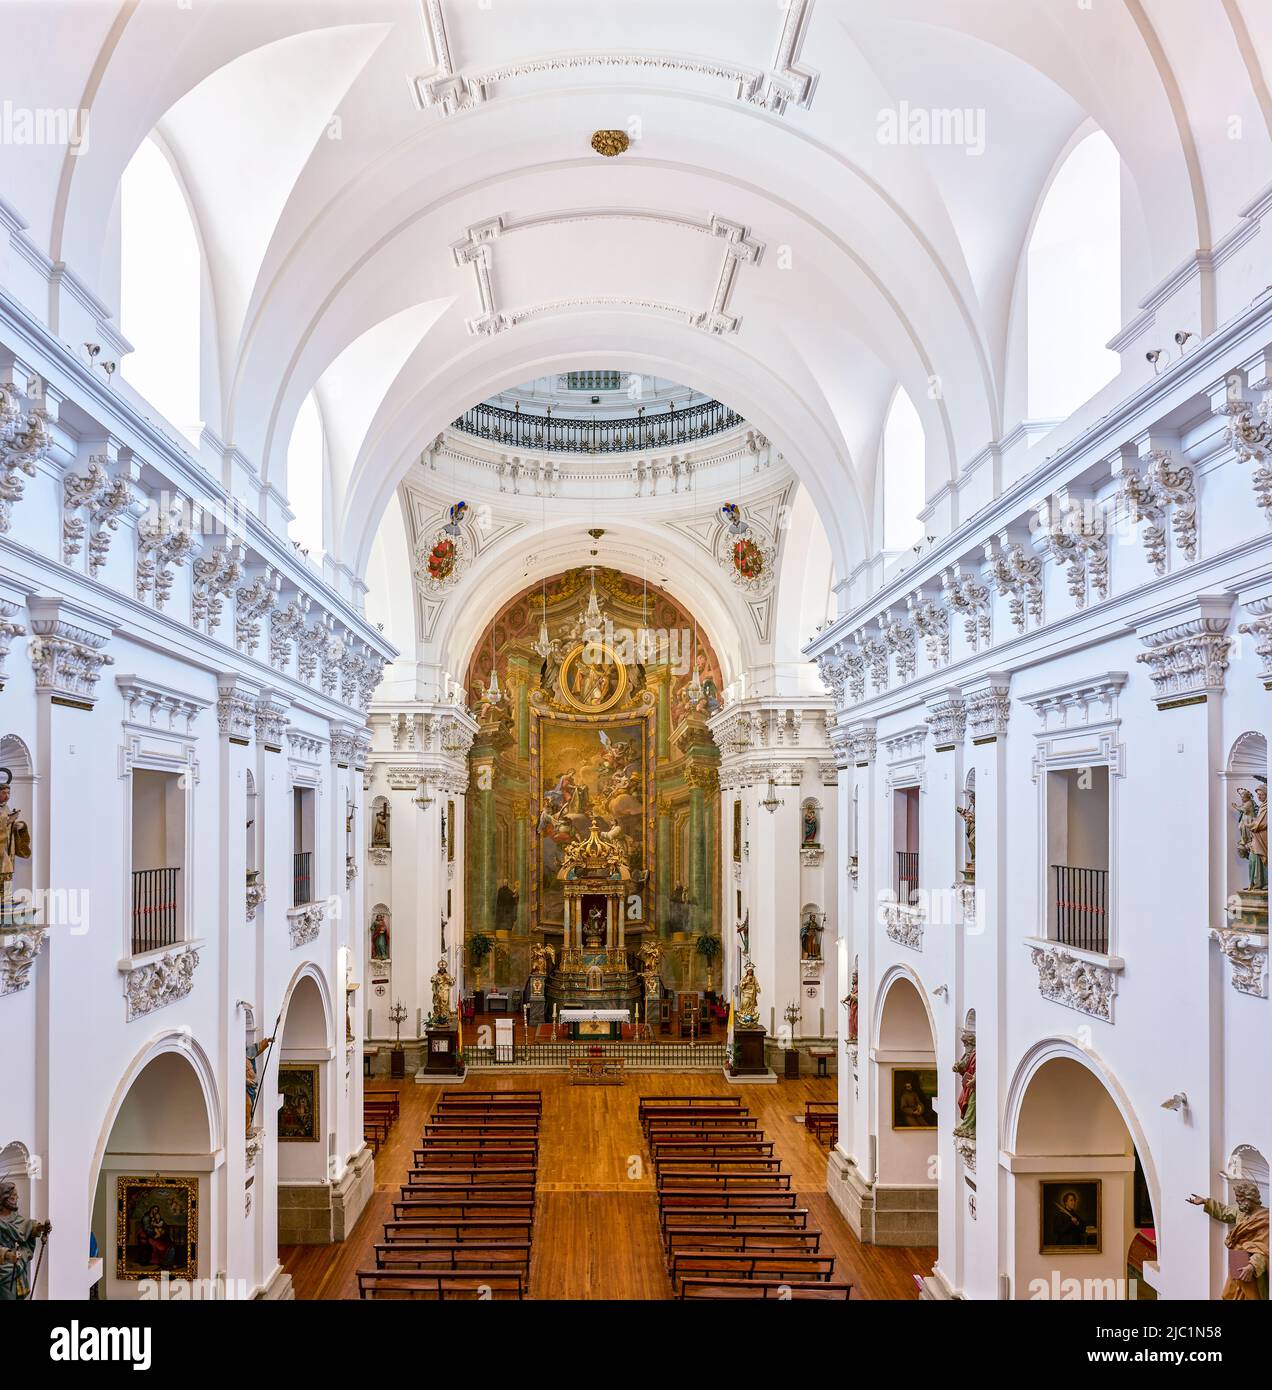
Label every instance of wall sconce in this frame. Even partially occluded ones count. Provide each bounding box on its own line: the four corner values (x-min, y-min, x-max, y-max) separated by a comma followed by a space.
760, 777, 784, 813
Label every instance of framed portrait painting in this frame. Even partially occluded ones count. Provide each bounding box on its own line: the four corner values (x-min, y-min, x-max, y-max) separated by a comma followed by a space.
278, 1063, 320, 1142
115, 1175, 198, 1281
891, 1067, 938, 1129
1040, 1179, 1102, 1253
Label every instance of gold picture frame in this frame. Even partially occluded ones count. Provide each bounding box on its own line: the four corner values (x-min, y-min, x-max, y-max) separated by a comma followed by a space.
1040, 1179, 1102, 1254
278, 1062, 320, 1142
115, 1175, 198, 1281
891, 1067, 938, 1129
558, 641, 628, 714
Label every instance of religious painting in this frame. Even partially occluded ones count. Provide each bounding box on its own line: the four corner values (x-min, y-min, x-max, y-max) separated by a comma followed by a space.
447, 800, 455, 862
1040, 1180, 1102, 1253
891, 1067, 938, 1129
278, 1063, 320, 1142
115, 1176, 197, 1281
534, 716, 648, 928
732, 799, 742, 862
558, 641, 628, 714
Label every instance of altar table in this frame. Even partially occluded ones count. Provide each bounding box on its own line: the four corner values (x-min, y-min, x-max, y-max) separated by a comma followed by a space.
559, 1007, 630, 1040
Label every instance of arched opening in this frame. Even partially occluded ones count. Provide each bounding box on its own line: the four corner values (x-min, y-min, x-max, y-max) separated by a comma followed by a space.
1007, 1053, 1156, 1300
90, 1046, 217, 1299
872, 973, 938, 1246
275, 972, 334, 1247
119, 136, 203, 442
1026, 130, 1121, 421
881, 386, 925, 554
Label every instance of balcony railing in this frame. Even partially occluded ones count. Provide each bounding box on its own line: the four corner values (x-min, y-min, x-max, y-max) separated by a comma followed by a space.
896, 850, 919, 906
1052, 864, 1109, 954
450, 399, 744, 454
293, 851, 313, 908
131, 867, 180, 955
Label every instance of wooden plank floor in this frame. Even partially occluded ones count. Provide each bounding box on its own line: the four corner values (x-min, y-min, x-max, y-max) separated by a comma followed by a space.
282, 1072, 934, 1300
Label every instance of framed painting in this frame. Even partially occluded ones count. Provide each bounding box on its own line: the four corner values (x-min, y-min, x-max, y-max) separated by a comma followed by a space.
278, 1063, 320, 1142
891, 1067, 938, 1129
1040, 1179, 1102, 1253
115, 1175, 197, 1281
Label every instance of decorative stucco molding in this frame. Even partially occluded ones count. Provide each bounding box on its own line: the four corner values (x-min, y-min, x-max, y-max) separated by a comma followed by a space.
961, 672, 1011, 744
1, 925, 46, 996
1209, 926, 1268, 998
882, 902, 924, 952
1027, 940, 1122, 1022
123, 945, 200, 1021
288, 902, 325, 949
1135, 596, 1232, 710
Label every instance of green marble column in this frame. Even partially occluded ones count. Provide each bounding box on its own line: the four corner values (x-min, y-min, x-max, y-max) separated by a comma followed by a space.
514, 801, 529, 935
656, 797, 672, 939
471, 758, 496, 935
688, 779, 705, 935
508, 655, 531, 761
650, 665, 672, 761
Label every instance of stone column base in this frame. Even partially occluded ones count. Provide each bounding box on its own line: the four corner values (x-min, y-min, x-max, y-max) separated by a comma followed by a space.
254, 1265, 295, 1300
827, 1146, 875, 1240
277, 1183, 334, 1246
918, 1263, 961, 1300
332, 1145, 375, 1241
873, 1183, 938, 1246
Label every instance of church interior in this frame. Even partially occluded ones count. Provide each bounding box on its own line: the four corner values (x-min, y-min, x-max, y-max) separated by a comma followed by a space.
1, 0, 1270, 1325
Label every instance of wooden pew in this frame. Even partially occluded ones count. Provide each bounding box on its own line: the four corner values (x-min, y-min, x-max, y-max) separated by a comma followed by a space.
669, 1250, 836, 1287
437, 1092, 541, 1110
804, 1100, 838, 1146
654, 1155, 785, 1173
639, 1095, 744, 1112
665, 1227, 823, 1257
415, 1135, 540, 1152
356, 1269, 524, 1300
657, 1171, 792, 1192
423, 1121, 540, 1138
660, 1206, 810, 1240
645, 1119, 761, 1139
400, 1179, 537, 1201
656, 1188, 797, 1209
678, 1277, 852, 1301
382, 1218, 534, 1244
651, 1139, 776, 1159
412, 1146, 539, 1167
364, 1090, 401, 1119
392, 1198, 536, 1222
374, 1242, 532, 1274
641, 1111, 753, 1135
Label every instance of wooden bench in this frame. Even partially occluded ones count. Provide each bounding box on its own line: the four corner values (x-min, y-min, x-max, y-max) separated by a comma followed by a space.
392, 1198, 535, 1221
364, 1090, 401, 1118
678, 1277, 852, 1301
568, 1056, 625, 1085
400, 1180, 537, 1201
640, 1095, 744, 1111
405, 1164, 537, 1185
666, 1228, 823, 1257
656, 1188, 798, 1209
661, 1206, 810, 1237
657, 1170, 792, 1192
439, 1091, 542, 1107
654, 1155, 785, 1173
645, 1119, 761, 1139
651, 1140, 776, 1159
415, 1138, 540, 1157
413, 1144, 539, 1164
356, 1268, 524, 1300
669, 1250, 836, 1287
804, 1100, 838, 1146
383, 1218, 534, 1244
374, 1242, 532, 1274
641, 1110, 750, 1134
423, 1121, 540, 1137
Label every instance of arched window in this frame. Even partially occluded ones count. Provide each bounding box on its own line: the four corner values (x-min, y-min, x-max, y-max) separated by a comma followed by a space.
287, 391, 325, 560
119, 137, 202, 440
882, 386, 925, 552
1027, 130, 1121, 420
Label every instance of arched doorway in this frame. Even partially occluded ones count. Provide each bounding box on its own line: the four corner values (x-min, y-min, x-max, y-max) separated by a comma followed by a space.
274, 971, 335, 1247
871, 971, 938, 1245
89, 1041, 219, 1299
1005, 1047, 1157, 1300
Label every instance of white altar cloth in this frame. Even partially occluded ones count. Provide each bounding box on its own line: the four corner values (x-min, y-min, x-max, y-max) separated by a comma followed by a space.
559, 1008, 630, 1023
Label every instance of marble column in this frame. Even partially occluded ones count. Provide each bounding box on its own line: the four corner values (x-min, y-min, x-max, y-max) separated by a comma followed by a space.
656, 796, 673, 938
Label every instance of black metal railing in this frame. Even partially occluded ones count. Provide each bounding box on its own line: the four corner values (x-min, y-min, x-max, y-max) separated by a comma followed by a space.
896, 850, 919, 905
293, 851, 312, 908
1053, 864, 1109, 953
451, 399, 744, 454
564, 371, 623, 391
131, 867, 180, 954
462, 1040, 727, 1070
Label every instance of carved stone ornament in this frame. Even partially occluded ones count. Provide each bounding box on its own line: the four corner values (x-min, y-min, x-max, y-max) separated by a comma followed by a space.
1028, 942, 1119, 1021
925, 692, 966, 751
123, 945, 200, 1021
1209, 926, 1268, 998
1, 925, 47, 996
981, 535, 1042, 634
1135, 599, 1232, 710
1221, 395, 1272, 517
288, 902, 325, 949
29, 611, 113, 706
942, 563, 993, 649
881, 901, 924, 952
1119, 450, 1198, 576
246, 881, 265, 922
800, 844, 824, 868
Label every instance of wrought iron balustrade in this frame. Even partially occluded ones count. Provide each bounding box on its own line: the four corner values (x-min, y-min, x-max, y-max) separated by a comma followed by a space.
451, 399, 743, 454
131, 867, 180, 954
1052, 864, 1109, 953
293, 851, 313, 908
896, 850, 919, 906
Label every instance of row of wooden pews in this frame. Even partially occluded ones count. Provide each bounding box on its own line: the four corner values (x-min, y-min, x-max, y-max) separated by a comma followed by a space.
357, 1090, 542, 1300
804, 1099, 838, 1147
640, 1094, 853, 1301
363, 1089, 400, 1154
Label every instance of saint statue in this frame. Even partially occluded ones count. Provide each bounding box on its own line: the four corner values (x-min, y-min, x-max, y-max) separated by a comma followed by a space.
370, 911, 391, 960
371, 800, 390, 849
802, 803, 819, 846
430, 957, 455, 1025
245, 1036, 273, 1131
1232, 786, 1268, 891
1187, 1180, 1269, 1300
0, 1180, 50, 1301
583, 905, 605, 947
956, 790, 976, 881
952, 1028, 976, 1139
841, 969, 859, 1044
0, 773, 31, 907
800, 912, 823, 960
736, 961, 761, 1026
736, 910, 750, 958
529, 940, 555, 975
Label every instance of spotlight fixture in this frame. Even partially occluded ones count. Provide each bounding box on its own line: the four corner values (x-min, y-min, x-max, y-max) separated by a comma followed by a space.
83, 342, 100, 363
1146, 348, 1164, 374
99, 361, 117, 383
590, 129, 630, 157
1174, 330, 1195, 355
1160, 1092, 1189, 1113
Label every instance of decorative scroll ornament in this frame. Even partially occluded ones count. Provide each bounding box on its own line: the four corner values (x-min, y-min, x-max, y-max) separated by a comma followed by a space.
192, 542, 246, 635
1040, 499, 1109, 609
942, 564, 993, 649
1119, 450, 1197, 576
1220, 395, 1272, 517
881, 610, 917, 682
123, 946, 200, 1021
416, 500, 472, 595
288, 901, 325, 949
881, 900, 924, 951
1209, 926, 1268, 998
63, 458, 133, 574
1, 925, 46, 996
718, 501, 775, 593
981, 537, 1042, 634
1136, 615, 1231, 710
1029, 943, 1118, 1021
0, 385, 51, 532
136, 500, 197, 609
906, 592, 950, 669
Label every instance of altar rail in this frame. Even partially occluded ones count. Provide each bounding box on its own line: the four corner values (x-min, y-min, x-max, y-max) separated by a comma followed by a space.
462, 1041, 727, 1071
